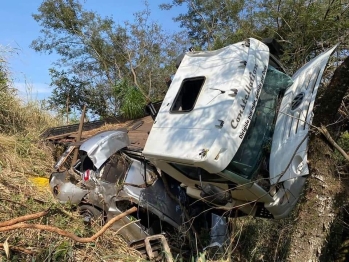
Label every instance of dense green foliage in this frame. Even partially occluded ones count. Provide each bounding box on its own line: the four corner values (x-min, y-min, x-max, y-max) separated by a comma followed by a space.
113, 80, 146, 119
32, 0, 187, 118
162, 0, 349, 73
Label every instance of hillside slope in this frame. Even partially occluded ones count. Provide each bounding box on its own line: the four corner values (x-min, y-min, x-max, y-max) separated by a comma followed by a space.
287, 56, 349, 261
0, 59, 141, 261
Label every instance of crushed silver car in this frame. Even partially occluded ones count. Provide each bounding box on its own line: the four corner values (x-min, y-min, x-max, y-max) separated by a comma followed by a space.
49, 130, 186, 242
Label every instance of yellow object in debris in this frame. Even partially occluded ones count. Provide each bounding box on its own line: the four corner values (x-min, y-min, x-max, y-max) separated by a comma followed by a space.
29, 176, 49, 190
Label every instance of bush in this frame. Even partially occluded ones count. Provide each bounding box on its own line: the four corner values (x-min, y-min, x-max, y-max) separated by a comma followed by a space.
113, 80, 146, 119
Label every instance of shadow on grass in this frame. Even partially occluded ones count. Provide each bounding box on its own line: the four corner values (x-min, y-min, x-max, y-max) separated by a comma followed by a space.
230, 216, 293, 261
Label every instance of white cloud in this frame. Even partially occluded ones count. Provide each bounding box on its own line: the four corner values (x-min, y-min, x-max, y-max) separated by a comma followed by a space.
13, 82, 52, 101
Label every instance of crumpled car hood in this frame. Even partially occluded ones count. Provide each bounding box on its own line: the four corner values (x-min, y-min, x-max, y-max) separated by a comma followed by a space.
79, 130, 130, 169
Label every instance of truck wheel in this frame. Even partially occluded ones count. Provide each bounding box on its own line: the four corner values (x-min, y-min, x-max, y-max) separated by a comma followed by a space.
79, 205, 104, 226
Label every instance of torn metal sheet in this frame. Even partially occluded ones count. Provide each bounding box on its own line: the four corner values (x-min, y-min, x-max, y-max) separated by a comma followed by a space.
49, 172, 88, 204
79, 130, 130, 169
54, 145, 75, 170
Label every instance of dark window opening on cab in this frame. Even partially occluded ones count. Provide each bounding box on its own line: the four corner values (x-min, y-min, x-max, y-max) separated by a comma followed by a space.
171, 76, 205, 112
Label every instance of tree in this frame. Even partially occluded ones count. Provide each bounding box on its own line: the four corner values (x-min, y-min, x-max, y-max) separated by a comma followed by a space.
160, 0, 250, 50
162, 0, 349, 73
257, 0, 349, 71
32, 0, 187, 118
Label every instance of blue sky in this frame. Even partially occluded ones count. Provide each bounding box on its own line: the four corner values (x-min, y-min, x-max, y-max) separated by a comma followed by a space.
0, 0, 183, 101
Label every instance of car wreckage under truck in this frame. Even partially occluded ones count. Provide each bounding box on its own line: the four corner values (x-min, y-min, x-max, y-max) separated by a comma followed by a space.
49, 38, 337, 257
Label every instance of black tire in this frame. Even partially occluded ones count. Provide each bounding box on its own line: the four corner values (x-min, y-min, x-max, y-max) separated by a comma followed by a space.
79, 205, 105, 226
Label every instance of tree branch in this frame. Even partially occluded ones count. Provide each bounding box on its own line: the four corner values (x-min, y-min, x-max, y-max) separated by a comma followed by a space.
0, 210, 49, 227
319, 125, 349, 162
0, 243, 35, 255
0, 207, 137, 243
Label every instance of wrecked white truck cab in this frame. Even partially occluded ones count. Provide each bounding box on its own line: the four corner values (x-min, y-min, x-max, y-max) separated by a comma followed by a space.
143, 38, 337, 219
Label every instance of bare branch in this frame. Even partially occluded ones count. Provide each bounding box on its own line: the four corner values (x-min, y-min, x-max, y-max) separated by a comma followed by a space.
319, 124, 349, 162
0, 243, 35, 255
0, 207, 137, 243
0, 210, 49, 227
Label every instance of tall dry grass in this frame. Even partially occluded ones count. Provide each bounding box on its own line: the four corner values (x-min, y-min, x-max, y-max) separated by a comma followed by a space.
0, 56, 58, 174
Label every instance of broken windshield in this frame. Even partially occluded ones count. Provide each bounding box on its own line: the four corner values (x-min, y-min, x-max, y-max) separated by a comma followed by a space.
224, 66, 293, 180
